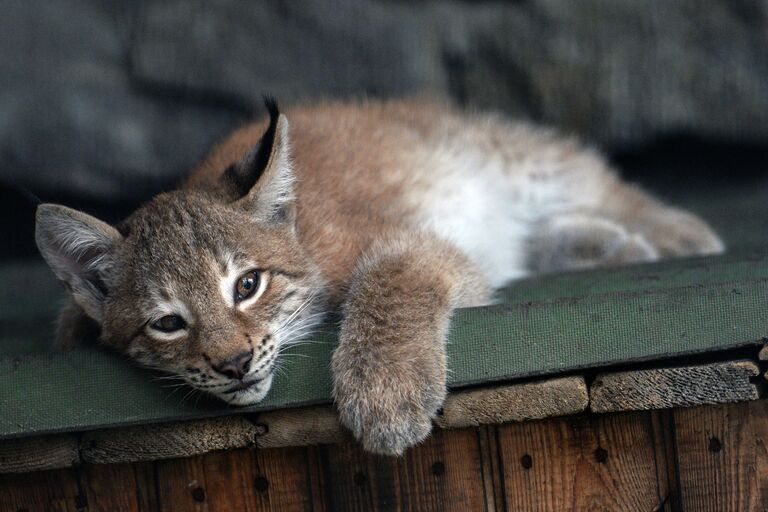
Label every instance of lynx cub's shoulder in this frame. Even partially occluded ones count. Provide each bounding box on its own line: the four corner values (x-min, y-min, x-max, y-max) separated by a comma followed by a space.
36, 98, 723, 453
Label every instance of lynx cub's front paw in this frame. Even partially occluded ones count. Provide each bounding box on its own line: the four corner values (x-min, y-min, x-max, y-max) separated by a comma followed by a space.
332, 338, 446, 456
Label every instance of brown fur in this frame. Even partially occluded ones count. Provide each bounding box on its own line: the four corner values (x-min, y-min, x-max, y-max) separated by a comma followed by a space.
36, 98, 723, 455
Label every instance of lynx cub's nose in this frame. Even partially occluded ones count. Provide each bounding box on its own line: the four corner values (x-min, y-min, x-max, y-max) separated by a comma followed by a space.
214, 352, 253, 380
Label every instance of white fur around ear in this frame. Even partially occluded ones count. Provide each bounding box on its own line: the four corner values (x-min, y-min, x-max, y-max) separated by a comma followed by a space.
35, 204, 122, 322
239, 113, 296, 226
221, 100, 297, 229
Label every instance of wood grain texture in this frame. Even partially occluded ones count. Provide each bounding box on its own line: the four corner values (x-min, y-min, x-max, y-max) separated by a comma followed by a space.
590, 360, 760, 413
317, 427, 488, 511
131, 462, 162, 512
153, 455, 209, 511
81, 462, 142, 512
3, 402, 768, 510
0, 466, 83, 512
254, 405, 349, 449
435, 376, 588, 429
81, 417, 259, 464
153, 445, 316, 512
496, 411, 669, 511
674, 400, 768, 511
477, 426, 505, 512
649, 410, 680, 511
0, 434, 79, 473
247, 446, 317, 511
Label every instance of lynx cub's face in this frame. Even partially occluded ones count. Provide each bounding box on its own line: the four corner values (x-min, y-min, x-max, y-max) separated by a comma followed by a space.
36, 102, 324, 405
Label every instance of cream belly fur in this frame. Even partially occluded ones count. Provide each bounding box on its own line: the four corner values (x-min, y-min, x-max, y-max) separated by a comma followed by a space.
36, 98, 725, 456
406, 146, 533, 288
398, 117, 620, 289
405, 139, 609, 289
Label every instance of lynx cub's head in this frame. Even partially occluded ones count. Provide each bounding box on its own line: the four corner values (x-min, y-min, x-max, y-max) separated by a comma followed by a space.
35, 102, 325, 405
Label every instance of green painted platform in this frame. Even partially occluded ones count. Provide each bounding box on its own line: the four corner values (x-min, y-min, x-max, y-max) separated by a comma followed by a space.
1, 252, 767, 439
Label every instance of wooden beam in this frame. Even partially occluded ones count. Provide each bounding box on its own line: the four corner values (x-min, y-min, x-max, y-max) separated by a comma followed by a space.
81, 417, 258, 464
254, 405, 349, 449
0, 434, 79, 473
435, 376, 588, 429
590, 360, 760, 413
495, 411, 670, 510
673, 401, 768, 510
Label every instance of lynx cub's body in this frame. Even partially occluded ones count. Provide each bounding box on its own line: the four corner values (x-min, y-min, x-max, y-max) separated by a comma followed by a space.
36, 99, 723, 455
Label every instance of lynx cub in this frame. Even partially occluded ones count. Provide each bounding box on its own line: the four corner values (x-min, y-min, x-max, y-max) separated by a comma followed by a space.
36, 99, 723, 455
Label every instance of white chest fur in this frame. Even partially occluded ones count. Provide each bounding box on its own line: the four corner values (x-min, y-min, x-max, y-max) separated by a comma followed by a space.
411, 153, 535, 289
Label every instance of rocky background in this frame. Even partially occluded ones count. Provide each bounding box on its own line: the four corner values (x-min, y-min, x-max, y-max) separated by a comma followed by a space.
2, 0, 768, 258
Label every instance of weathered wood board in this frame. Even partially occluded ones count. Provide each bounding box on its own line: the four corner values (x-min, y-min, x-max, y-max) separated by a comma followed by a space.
435, 375, 588, 429
495, 411, 670, 511
590, 360, 761, 413
674, 400, 768, 511
2, 401, 768, 511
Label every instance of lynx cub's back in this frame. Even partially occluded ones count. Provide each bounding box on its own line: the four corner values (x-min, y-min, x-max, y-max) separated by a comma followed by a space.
36, 98, 723, 453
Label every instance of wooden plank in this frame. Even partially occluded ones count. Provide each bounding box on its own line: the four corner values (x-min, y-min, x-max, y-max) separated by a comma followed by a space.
131, 462, 162, 512
248, 447, 316, 511
196, 449, 260, 512
436, 376, 588, 429
81, 417, 258, 464
649, 410, 680, 511
590, 360, 760, 413
317, 427, 488, 511
154, 456, 210, 512
80, 462, 142, 512
254, 405, 348, 449
153, 446, 316, 512
305, 446, 331, 512
496, 411, 669, 511
673, 400, 768, 511
477, 426, 506, 512
0, 434, 79, 473
0, 466, 83, 512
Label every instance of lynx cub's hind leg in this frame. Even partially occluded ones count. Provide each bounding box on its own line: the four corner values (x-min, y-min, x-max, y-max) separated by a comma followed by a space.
528, 178, 724, 273
604, 183, 725, 258
529, 213, 659, 273
332, 232, 490, 455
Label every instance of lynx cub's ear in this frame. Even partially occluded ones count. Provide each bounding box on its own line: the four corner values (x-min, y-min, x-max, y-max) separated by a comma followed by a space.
35, 204, 122, 323
222, 98, 295, 228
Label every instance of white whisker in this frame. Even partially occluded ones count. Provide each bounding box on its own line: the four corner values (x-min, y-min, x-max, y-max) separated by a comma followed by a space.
275, 290, 318, 331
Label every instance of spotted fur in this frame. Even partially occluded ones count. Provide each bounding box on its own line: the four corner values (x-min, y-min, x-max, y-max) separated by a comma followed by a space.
36, 98, 723, 453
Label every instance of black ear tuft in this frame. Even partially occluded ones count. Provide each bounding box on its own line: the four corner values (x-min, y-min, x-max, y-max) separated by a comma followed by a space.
222, 97, 281, 198
263, 95, 279, 121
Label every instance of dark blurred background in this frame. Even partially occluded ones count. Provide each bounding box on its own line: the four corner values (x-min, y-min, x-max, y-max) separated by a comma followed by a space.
2, 0, 768, 260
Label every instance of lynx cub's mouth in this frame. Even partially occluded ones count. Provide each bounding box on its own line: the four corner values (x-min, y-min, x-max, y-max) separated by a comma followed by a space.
172, 288, 324, 406
221, 374, 274, 406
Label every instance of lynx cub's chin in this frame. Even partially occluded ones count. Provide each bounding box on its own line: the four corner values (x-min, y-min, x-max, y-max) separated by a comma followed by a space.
36, 98, 723, 455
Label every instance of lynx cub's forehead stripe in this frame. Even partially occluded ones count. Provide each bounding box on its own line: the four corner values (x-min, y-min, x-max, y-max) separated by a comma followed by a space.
148, 289, 193, 319
218, 255, 239, 308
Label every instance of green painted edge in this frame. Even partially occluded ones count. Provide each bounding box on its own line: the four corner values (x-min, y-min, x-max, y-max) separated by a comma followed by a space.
2, 256, 768, 439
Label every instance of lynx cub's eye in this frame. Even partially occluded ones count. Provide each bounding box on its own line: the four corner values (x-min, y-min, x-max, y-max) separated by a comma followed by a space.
151, 315, 186, 332
235, 270, 261, 302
